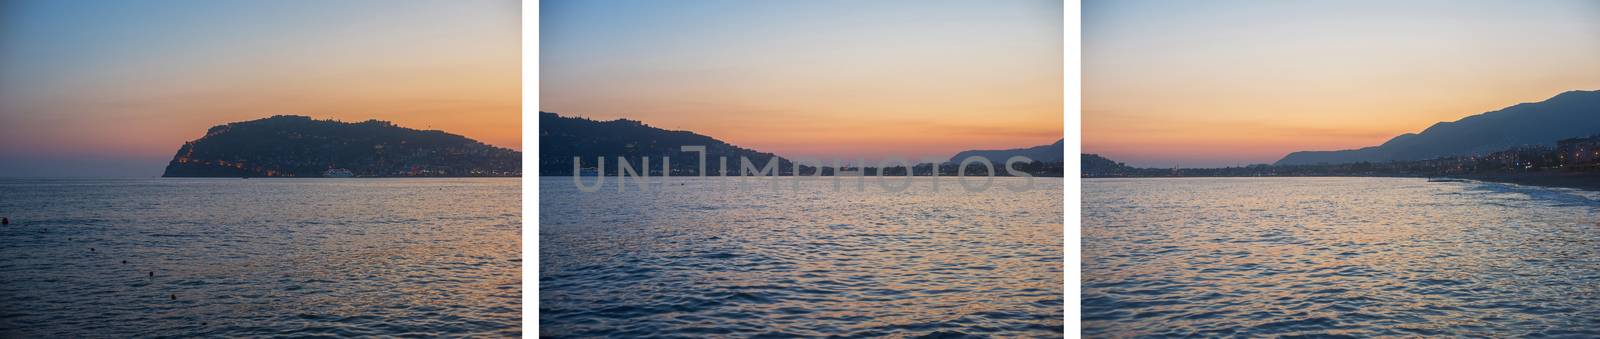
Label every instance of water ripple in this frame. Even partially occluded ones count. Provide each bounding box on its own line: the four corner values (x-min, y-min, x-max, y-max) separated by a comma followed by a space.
540, 177, 1064, 337
0, 178, 521, 337
1084, 177, 1600, 337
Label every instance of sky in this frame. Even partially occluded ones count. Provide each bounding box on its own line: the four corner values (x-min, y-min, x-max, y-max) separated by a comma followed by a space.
541, 0, 1065, 163
0, 0, 520, 177
1085, 0, 1600, 168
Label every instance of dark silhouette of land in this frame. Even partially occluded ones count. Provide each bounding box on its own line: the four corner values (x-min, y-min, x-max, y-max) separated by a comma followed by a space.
951, 139, 1064, 164
540, 112, 792, 176
1088, 135, 1600, 190
539, 112, 1064, 177
1278, 90, 1600, 165
162, 115, 520, 177
1089, 89, 1600, 191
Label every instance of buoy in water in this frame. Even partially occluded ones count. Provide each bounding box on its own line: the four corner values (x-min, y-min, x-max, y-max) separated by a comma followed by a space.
90, 247, 95, 252
2, 217, 8, 225
149, 271, 154, 277
170, 294, 176, 300
122, 260, 127, 264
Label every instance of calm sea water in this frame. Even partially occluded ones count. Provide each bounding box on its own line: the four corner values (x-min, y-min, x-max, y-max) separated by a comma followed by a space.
1084, 177, 1600, 337
0, 178, 520, 337
540, 177, 1064, 337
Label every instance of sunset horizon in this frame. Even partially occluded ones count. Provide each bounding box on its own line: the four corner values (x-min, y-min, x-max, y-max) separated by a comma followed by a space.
539, 1, 1064, 337
1084, 0, 1600, 168
1085, 2, 1600, 336
15, 0, 1600, 337
0, 0, 520, 177
0, 1, 522, 337
541, 0, 1064, 163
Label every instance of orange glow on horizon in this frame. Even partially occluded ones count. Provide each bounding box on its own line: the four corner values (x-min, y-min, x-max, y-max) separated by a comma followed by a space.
0, 0, 520, 176
541, 0, 1064, 162
1083, 0, 1600, 167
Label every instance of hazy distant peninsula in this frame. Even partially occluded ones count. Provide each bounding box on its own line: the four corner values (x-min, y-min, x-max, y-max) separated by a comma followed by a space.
1086, 132, 1600, 191
950, 139, 1064, 165
162, 115, 520, 177
1277, 90, 1600, 165
540, 112, 1064, 177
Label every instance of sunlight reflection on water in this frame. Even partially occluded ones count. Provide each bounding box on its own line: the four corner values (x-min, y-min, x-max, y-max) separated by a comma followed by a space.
540, 177, 1064, 337
0, 178, 520, 337
1083, 177, 1600, 337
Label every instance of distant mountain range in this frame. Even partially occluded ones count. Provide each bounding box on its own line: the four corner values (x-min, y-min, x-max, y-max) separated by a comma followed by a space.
1277, 90, 1600, 165
950, 139, 1064, 164
1086, 129, 1600, 180
539, 112, 1064, 176
162, 115, 520, 177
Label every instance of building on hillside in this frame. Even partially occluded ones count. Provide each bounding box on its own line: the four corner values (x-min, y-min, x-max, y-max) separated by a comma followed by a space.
1557, 135, 1600, 167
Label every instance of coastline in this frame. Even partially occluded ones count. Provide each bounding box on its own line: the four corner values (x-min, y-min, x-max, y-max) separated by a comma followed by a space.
1082, 173, 1600, 192
1461, 172, 1600, 192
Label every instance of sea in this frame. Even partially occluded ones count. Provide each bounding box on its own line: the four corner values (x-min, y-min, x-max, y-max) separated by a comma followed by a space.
1083, 177, 1600, 337
539, 176, 1065, 337
0, 178, 521, 337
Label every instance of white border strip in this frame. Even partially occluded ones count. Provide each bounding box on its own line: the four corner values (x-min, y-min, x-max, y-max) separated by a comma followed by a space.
521, 0, 539, 336
1064, 0, 1082, 336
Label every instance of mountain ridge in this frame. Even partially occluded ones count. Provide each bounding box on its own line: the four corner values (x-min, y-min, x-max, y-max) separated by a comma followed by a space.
1276, 90, 1600, 165
949, 139, 1065, 164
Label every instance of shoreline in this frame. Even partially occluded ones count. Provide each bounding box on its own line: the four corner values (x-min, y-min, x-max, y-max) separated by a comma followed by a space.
1460, 172, 1600, 192
1082, 173, 1600, 192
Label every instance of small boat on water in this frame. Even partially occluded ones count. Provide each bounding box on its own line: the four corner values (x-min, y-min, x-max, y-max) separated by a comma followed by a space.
323, 168, 355, 178
1427, 177, 1469, 183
